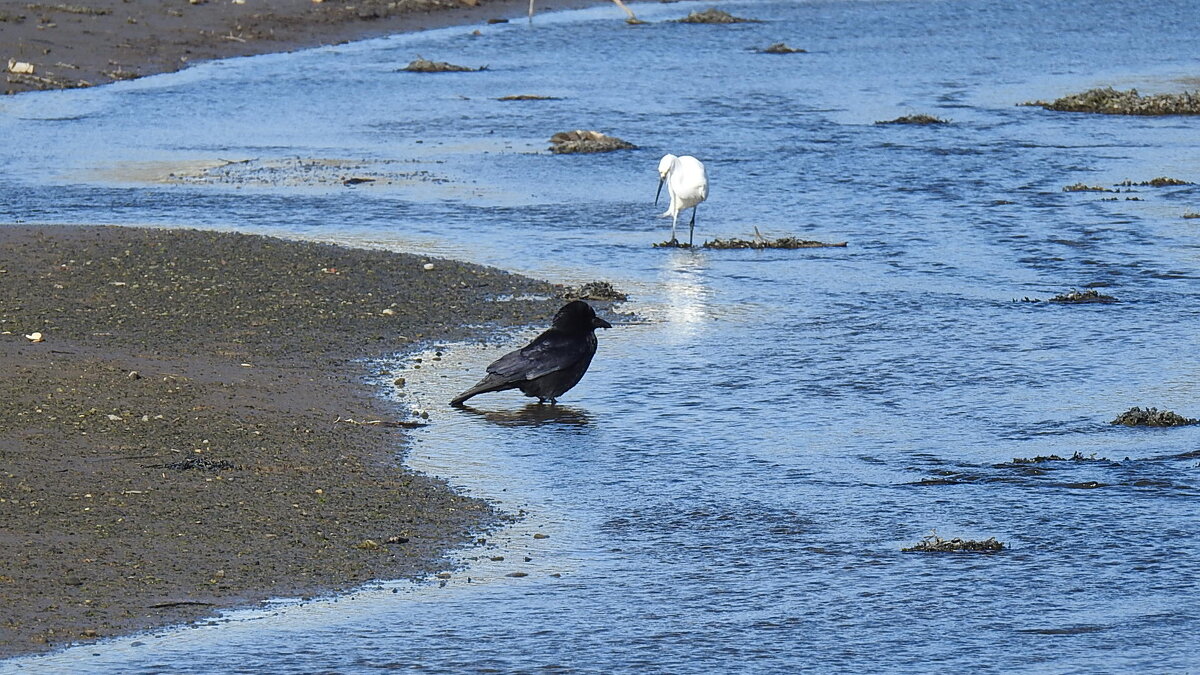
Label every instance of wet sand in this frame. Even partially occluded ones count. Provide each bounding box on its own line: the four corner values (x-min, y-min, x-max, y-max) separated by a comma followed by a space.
2, 0, 610, 95
0, 224, 569, 656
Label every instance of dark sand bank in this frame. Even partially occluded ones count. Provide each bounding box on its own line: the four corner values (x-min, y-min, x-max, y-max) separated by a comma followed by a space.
2, 0, 611, 95
0, 224, 567, 657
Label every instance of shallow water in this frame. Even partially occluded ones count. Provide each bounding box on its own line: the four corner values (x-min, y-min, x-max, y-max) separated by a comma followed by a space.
5, 0, 1200, 672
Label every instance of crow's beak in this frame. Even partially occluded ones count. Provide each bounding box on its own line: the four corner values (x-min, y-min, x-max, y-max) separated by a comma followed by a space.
593, 316, 612, 329
655, 177, 664, 206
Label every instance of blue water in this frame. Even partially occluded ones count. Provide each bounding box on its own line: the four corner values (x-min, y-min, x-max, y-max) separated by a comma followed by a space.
4, 0, 1200, 672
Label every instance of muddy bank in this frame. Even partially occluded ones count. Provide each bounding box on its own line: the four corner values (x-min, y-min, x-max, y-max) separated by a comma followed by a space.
0, 224, 567, 657
2, 0, 613, 95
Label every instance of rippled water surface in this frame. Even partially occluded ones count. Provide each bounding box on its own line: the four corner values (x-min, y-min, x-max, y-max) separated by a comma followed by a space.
5, 0, 1200, 672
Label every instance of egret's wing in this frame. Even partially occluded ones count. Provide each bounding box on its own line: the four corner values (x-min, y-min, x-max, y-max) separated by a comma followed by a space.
486, 330, 591, 381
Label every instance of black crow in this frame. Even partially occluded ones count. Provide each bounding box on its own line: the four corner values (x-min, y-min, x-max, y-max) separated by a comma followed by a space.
450, 300, 611, 406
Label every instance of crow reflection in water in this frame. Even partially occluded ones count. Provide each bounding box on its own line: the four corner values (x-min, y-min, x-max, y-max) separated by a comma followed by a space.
451, 301, 611, 406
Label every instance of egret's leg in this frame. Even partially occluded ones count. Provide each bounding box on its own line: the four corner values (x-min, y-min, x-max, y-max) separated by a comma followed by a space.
670, 212, 679, 243
689, 206, 697, 247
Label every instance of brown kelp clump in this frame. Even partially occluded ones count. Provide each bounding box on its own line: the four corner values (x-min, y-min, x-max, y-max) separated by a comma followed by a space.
1048, 289, 1118, 304
549, 130, 636, 154
903, 532, 1004, 553
1116, 176, 1194, 187
1062, 183, 1114, 192
701, 237, 847, 249
497, 94, 561, 101
1024, 87, 1200, 115
758, 43, 806, 54
1111, 407, 1199, 427
401, 57, 485, 73
875, 114, 949, 125
562, 281, 628, 302
677, 8, 762, 23
1010, 452, 1105, 464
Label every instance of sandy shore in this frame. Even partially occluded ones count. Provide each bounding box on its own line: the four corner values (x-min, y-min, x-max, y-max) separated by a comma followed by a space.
2, 0, 612, 95
0, 224, 574, 657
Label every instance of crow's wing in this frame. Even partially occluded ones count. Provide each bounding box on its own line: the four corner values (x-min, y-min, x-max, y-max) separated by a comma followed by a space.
486, 329, 593, 382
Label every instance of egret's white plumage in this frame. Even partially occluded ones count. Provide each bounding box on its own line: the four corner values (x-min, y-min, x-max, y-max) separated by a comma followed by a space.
528, 0, 639, 23
656, 154, 709, 246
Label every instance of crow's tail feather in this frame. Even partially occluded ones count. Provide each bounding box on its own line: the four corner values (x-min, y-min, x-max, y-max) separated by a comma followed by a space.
450, 376, 514, 406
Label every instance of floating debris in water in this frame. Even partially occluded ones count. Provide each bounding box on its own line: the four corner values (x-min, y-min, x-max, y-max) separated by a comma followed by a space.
1010, 452, 1105, 464
902, 531, 1004, 553
1048, 289, 1118, 304
549, 130, 636, 154
1116, 176, 1194, 187
496, 94, 561, 101
676, 8, 763, 23
401, 57, 486, 73
1018, 289, 1118, 303
875, 114, 949, 125
757, 42, 806, 54
562, 281, 627, 302
1021, 87, 1200, 115
696, 236, 848, 249
1184, 212, 1200, 219
1062, 183, 1114, 192
1111, 407, 1199, 427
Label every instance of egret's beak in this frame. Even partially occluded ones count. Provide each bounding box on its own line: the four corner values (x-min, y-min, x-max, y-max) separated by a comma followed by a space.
593, 316, 612, 330
655, 177, 665, 205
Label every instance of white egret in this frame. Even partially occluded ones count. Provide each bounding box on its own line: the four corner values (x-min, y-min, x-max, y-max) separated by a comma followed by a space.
528, 0, 641, 23
656, 154, 709, 246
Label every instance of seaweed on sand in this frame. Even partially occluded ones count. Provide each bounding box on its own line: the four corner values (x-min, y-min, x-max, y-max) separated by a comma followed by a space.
1111, 407, 1199, 427
561, 281, 627, 302
902, 531, 1004, 553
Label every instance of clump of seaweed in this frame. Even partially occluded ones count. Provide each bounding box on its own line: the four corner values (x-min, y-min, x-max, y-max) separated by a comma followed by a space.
401, 57, 486, 73
1010, 452, 1104, 464
1022, 87, 1200, 115
902, 531, 1004, 554
497, 94, 561, 101
165, 457, 237, 472
702, 236, 847, 249
562, 281, 627, 302
1184, 212, 1200, 219
1111, 407, 1199, 427
1062, 183, 1114, 192
676, 8, 762, 23
1048, 289, 1118, 304
1116, 176, 1194, 187
758, 43, 806, 54
549, 130, 636, 154
875, 114, 949, 125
